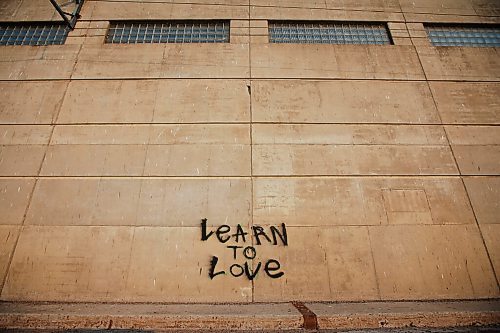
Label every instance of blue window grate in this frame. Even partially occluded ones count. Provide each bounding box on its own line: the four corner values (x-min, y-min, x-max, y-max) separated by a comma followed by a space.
269, 21, 391, 44
0, 23, 69, 46
425, 25, 500, 47
106, 21, 230, 44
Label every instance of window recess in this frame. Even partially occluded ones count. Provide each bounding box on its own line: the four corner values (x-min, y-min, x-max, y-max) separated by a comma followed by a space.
0, 23, 69, 46
425, 24, 500, 47
106, 20, 230, 44
269, 21, 392, 45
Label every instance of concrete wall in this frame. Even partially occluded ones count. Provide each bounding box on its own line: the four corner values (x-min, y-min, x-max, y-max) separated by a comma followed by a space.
0, 0, 499, 303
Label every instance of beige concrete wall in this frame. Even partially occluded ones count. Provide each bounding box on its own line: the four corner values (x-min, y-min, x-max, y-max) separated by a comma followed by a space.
0, 0, 499, 303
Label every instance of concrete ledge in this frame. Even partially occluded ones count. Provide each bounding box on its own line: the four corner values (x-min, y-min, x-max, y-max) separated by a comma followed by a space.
0, 303, 302, 330
308, 301, 500, 330
0, 301, 499, 330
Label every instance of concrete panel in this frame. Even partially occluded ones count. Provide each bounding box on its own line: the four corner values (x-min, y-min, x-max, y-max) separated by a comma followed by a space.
0, 0, 58, 21
0, 226, 19, 287
73, 44, 249, 79
0, 83, 67, 124
0, 125, 52, 145
445, 126, 500, 145
0, 302, 303, 331
251, 6, 403, 21
446, 126, 500, 175
0, 145, 46, 176
417, 46, 500, 81
370, 224, 499, 299
253, 125, 457, 176
1, 226, 252, 302
253, 145, 456, 175
251, 0, 400, 11
253, 177, 475, 227
51, 124, 250, 145
453, 146, 500, 175
41, 145, 250, 177
326, 0, 401, 12
125, 227, 252, 302
0, 179, 35, 225
252, 80, 440, 123
0, 0, 22, 20
480, 224, 500, 281
463, 177, 500, 225
253, 124, 448, 145
57, 80, 250, 124
430, 82, 500, 124
251, 0, 327, 9
26, 178, 251, 227
399, 0, 476, 15
253, 226, 379, 302
473, 0, 500, 16
405, 13, 500, 24
0, 46, 80, 80
144, 144, 251, 177
2, 225, 134, 302
40, 145, 147, 177
251, 45, 425, 80
41, 125, 250, 177
88, 2, 248, 20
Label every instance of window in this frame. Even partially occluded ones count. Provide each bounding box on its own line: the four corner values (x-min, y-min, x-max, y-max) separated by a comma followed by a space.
425, 24, 500, 47
269, 21, 391, 45
106, 21, 230, 44
0, 23, 69, 46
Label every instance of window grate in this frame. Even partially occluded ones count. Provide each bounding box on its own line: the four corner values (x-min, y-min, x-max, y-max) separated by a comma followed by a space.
269, 21, 391, 45
0, 23, 69, 46
106, 21, 230, 44
425, 24, 500, 47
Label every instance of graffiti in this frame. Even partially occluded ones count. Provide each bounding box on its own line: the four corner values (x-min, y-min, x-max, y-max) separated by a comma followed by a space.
201, 218, 287, 280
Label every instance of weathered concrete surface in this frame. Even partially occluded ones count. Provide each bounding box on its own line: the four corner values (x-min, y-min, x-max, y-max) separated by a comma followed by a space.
0, 46, 80, 80
446, 126, 500, 175
58, 80, 250, 123
416, 47, 500, 81
40, 125, 251, 177
0, 179, 35, 225
250, 5, 404, 21
25, 178, 251, 227
429, 82, 500, 124
0, 81, 68, 124
254, 225, 498, 302
252, 124, 457, 176
252, 80, 440, 123
73, 44, 249, 79
253, 177, 475, 226
0, 0, 499, 311
1, 226, 254, 302
251, 45, 424, 79
464, 177, 500, 225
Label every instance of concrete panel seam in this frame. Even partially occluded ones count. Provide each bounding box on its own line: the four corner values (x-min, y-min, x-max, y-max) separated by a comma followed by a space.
417, 44, 500, 289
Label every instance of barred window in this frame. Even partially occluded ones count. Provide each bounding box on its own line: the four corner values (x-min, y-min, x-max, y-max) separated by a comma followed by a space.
269, 21, 391, 44
0, 23, 68, 46
106, 21, 230, 44
425, 24, 500, 47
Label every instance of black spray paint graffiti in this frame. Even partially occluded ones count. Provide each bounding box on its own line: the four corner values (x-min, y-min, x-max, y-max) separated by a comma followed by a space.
201, 218, 287, 280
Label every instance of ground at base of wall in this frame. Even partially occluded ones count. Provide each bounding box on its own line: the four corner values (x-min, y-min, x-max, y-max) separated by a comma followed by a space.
1, 300, 499, 331
2, 327, 500, 333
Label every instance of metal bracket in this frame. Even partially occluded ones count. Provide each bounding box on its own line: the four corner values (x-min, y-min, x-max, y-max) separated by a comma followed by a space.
49, 0, 84, 30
